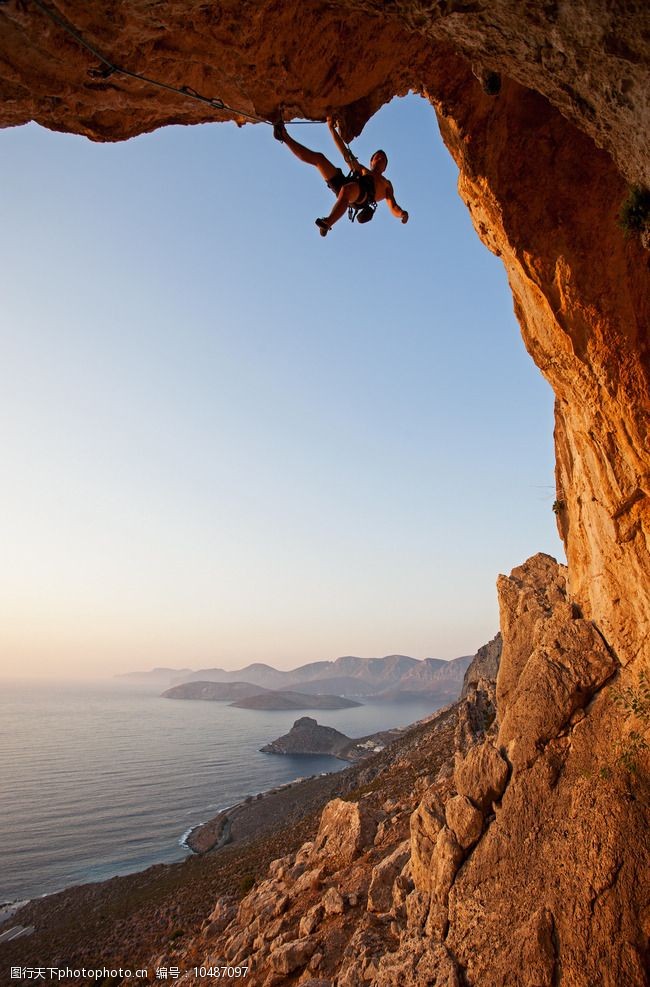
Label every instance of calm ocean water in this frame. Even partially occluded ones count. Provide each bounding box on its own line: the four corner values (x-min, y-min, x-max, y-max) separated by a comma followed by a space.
0, 679, 439, 903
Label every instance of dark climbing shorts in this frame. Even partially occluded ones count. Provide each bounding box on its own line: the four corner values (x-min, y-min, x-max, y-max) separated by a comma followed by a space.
326, 168, 369, 205
326, 168, 348, 195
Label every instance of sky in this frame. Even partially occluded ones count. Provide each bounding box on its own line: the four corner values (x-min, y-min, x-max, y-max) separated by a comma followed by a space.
0, 93, 564, 678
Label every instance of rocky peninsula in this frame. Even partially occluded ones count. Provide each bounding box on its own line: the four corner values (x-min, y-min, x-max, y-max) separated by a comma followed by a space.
260, 716, 403, 761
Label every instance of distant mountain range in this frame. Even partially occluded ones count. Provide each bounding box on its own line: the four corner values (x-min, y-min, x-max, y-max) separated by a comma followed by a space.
122, 654, 473, 703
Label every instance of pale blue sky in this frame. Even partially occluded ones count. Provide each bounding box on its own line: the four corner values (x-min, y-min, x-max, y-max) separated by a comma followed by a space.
0, 94, 563, 676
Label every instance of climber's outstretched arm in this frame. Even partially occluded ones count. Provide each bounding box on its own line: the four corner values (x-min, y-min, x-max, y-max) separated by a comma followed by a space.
327, 118, 361, 171
386, 183, 409, 223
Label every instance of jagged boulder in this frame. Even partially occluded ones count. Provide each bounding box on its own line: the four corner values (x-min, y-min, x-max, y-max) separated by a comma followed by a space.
409, 788, 446, 892
313, 798, 379, 869
321, 886, 345, 915
299, 904, 324, 937
204, 896, 237, 936
269, 936, 317, 975
497, 555, 618, 769
445, 795, 483, 851
454, 742, 509, 812
367, 840, 411, 914
429, 827, 464, 907
236, 880, 288, 929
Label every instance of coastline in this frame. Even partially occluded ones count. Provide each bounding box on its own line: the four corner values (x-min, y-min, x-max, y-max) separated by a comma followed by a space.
184, 772, 343, 854
185, 710, 452, 854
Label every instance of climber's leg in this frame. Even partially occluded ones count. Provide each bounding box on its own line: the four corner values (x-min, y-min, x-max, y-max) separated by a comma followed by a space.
274, 121, 339, 183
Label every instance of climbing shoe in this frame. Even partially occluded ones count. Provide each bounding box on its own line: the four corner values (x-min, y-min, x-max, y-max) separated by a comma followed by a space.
315, 218, 331, 236
273, 119, 286, 142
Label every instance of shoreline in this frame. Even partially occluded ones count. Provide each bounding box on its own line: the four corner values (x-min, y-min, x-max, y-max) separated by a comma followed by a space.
184, 773, 338, 854
3, 707, 452, 906
3, 707, 452, 904
1, 774, 345, 906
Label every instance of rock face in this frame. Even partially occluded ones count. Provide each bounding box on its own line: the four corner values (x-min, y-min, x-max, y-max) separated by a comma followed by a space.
1, 2, 648, 188
446, 554, 647, 987
460, 633, 501, 699
172, 556, 648, 987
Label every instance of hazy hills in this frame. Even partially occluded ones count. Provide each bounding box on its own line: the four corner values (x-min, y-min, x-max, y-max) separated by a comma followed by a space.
174, 653, 472, 700
129, 654, 473, 704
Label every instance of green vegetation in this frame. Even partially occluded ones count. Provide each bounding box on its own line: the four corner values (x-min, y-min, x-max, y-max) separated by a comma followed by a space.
611, 670, 650, 776
618, 185, 650, 238
239, 873, 256, 893
552, 499, 564, 515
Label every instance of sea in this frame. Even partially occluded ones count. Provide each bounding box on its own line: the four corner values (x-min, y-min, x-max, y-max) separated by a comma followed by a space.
0, 678, 441, 904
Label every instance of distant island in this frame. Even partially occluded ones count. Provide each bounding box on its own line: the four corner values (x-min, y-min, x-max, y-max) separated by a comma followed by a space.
162, 681, 265, 702
162, 681, 360, 711
260, 716, 403, 761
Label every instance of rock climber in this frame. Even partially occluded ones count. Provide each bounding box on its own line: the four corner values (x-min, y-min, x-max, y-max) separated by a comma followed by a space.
273, 117, 409, 236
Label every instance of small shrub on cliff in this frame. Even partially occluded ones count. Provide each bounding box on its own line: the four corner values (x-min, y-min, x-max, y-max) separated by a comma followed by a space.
611, 670, 650, 776
239, 873, 255, 894
618, 185, 650, 241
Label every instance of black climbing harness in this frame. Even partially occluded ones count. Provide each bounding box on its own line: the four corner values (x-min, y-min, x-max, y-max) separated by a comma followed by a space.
349, 201, 377, 223
345, 171, 377, 224
326, 166, 377, 224
348, 194, 377, 225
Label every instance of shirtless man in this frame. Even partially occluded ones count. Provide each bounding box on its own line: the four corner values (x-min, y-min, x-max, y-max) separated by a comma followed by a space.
273, 117, 409, 236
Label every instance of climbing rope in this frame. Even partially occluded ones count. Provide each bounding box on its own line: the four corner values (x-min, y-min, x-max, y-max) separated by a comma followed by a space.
23, 0, 322, 126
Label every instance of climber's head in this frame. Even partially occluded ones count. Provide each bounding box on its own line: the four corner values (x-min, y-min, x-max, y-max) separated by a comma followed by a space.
370, 150, 388, 173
